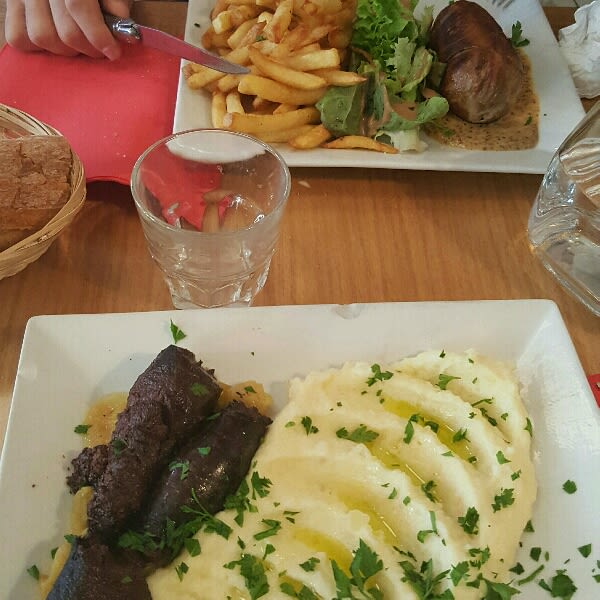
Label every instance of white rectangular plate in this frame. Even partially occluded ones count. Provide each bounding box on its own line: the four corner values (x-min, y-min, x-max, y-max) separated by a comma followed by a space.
1, 300, 599, 598
173, 0, 585, 174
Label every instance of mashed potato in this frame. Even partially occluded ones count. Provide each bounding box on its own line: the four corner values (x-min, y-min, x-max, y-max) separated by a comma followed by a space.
148, 350, 536, 599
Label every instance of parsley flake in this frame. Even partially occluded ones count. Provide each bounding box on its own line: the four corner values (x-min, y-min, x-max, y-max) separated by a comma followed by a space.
224, 554, 269, 599
496, 450, 511, 464
74, 424, 91, 434
458, 507, 480, 535
562, 480, 577, 494
170, 320, 186, 343
27, 565, 40, 580
511, 21, 530, 48
300, 416, 318, 435
436, 373, 460, 390
577, 544, 592, 558
336, 424, 379, 444
492, 488, 515, 513
366, 363, 393, 386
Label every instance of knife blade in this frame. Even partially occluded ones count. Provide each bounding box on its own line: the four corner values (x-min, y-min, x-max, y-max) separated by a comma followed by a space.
104, 14, 249, 74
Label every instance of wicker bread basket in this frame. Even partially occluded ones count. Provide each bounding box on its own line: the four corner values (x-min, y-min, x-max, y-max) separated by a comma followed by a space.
0, 104, 86, 280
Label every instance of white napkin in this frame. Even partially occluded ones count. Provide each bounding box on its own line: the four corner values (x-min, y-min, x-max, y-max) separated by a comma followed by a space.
558, 0, 600, 98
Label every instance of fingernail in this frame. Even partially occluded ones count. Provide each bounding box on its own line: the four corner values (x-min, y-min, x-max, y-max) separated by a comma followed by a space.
103, 44, 121, 61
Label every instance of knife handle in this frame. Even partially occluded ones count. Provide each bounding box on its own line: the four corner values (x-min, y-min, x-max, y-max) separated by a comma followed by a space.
103, 13, 142, 44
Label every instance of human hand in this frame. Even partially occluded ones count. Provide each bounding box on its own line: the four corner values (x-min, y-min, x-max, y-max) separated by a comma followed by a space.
5, 0, 132, 59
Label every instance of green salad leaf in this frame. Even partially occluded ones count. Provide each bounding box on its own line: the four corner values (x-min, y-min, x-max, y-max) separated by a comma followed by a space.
317, 0, 448, 150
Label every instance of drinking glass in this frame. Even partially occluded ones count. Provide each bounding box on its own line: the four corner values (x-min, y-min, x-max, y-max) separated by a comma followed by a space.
528, 101, 600, 316
131, 129, 291, 309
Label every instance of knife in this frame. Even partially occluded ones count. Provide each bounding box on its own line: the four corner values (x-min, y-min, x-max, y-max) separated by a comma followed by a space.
103, 14, 249, 74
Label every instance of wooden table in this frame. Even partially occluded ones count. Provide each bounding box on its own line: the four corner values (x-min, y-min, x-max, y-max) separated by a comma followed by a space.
0, 3, 598, 453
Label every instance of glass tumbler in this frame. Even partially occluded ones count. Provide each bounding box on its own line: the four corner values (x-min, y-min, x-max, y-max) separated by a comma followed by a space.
528, 101, 600, 316
131, 129, 291, 309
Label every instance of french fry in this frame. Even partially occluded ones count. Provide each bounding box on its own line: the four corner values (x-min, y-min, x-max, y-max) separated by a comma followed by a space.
280, 48, 340, 71
273, 103, 298, 114
238, 74, 326, 105
227, 18, 259, 48
188, 45, 250, 89
222, 107, 321, 134
217, 74, 243, 93
211, 91, 227, 128
252, 124, 315, 143
226, 90, 245, 114
288, 123, 332, 149
323, 136, 399, 154
310, 68, 366, 86
248, 47, 327, 90
262, 0, 293, 42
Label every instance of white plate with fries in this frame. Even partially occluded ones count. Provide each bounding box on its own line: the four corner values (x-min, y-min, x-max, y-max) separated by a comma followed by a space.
173, 0, 585, 174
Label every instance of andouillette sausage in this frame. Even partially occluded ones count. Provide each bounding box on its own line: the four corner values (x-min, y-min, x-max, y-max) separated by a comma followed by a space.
429, 0, 524, 124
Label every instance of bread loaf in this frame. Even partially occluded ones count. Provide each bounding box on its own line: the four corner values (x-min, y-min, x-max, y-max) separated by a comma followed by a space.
0, 135, 73, 251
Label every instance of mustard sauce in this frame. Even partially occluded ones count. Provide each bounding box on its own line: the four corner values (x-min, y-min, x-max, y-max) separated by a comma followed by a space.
425, 51, 539, 151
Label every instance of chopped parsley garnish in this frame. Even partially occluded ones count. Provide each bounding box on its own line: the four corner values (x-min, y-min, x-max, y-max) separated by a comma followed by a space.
496, 450, 511, 464
492, 488, 515, 512
524, 417, 533, 437
184, 537, 201, 556
469, 546, 490, 569
471, 398, 493, 407
300, 416, 319, 435
50, 547, 58, 559
169, 460, 190, 481
262, 544, 275, 559
175, 561, 189, 581
538, 569, 577, 599
388, 487, 398, 500
450, 561, 470, 586
64, 534, 77, 544
197, 446, 211, 456
530, 547, 542, 561
251, 471, 272, 499
421, 480, 438, 503
27, 565, 40, 580
458, 507, 480, 535
244, 385, 256, 393
439, 350, 446, 358
170, 320, 186, 343
436, 373, 460, 390
225, 554, 269, 599
403, 414, 419, 444
417, 511, 439, 543
118, 489, 230, 561
403, 496, 411, 505
300, 557, 320, 572
511, 21, 530, 48
517, 564, 545, 585
510, 563, 525, 575
577, 544, 592, 558
524, 520, 535, 533
452, 428, 468, 443
280, 582, 319, 599
331, 539, 383, 599
190, 382, 208, 396
224, 479, 255, 526
398, 557, 450, 599
511, 469, 522, 481
336, 424, 379, 444
111, 437, 128, 456
74, 424, 91, 434
366, 364, 393, 386
562, 480, 577, 494
253, 519, 281, 541
121, 575, 133, 584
